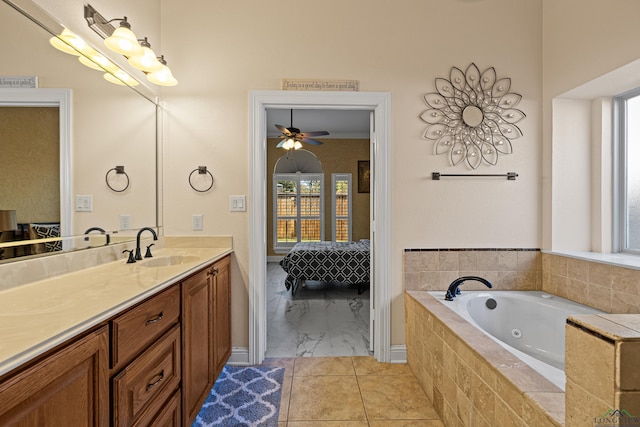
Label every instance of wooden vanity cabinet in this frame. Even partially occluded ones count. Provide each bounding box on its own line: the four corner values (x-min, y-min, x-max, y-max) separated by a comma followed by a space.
212, 254, 231, 378
182, 254, 231, 426
0, 253, 231, 427
0, 326, 110, 426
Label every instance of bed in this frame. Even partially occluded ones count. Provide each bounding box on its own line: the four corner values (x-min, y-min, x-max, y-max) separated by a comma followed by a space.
279, 239, 370, 296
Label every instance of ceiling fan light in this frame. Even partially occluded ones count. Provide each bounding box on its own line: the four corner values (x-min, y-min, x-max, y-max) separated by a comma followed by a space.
293, 140, 303, 150
282, 138, 295, 150
104, 21, 143, 57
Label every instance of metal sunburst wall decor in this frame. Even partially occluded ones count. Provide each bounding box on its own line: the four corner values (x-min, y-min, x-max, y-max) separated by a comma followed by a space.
420, 63, 525, 169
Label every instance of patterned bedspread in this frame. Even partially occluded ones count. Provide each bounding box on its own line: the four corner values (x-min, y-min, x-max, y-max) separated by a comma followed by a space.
279, 240, 370, 293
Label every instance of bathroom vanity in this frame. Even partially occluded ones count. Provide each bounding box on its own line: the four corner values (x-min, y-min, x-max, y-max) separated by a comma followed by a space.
0, 247, 232, 426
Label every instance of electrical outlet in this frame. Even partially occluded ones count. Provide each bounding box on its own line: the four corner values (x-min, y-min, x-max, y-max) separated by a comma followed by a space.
75, 195, 93, 212
192, 214, 203, 231
120, 214, 131, 230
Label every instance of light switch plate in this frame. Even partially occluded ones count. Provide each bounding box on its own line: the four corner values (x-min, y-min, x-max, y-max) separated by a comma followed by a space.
192, 214, 203, 231
120, 214, 131, 230
75, 195, 93, 212
229, 195, 246, 212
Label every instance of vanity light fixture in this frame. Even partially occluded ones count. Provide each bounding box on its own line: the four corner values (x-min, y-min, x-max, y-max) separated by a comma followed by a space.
104, 18, 143, 57
104, 70, 140, 87
85, 4, 178, 86
49, 28, 86, 56
146, 56, 178, 87
128, 38, 163, 72
49, 27, 140, 87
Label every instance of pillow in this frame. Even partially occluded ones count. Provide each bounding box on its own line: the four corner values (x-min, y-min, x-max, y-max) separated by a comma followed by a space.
31, 224, 62, 252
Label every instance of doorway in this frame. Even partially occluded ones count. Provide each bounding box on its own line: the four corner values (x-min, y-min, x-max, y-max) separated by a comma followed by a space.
248, 90, 391, 364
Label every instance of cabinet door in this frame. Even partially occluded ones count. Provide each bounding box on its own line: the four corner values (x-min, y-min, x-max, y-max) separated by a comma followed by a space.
181, 266, 213, 426
212, 255, 231, 378
0, 326, 109, 427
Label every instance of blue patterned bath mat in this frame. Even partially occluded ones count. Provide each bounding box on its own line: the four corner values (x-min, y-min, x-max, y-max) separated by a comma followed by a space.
193, 365, 285, 427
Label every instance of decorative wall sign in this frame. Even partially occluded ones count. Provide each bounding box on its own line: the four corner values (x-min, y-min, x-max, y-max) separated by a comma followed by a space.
0, 76, 38, 88
420, 63, 525, 169
282, 79, 360, 92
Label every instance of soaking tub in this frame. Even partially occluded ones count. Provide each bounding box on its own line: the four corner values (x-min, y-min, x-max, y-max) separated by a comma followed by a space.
427, 290, 604, 390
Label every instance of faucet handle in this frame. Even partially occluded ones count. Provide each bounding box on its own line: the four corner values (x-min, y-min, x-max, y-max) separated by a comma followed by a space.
145, 243, 155, 258
122, 249, 136, 264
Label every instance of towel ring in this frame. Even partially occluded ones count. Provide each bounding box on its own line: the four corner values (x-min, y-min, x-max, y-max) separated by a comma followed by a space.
189, 166, 214, 192
105, 166, 130, 192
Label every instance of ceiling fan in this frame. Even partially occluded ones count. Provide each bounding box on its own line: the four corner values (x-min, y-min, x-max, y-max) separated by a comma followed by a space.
275, 109, 329, 150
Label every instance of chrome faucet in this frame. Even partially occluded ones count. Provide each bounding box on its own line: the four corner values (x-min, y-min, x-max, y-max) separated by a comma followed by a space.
84, 226, 110, 246
445, 276, 493, 301
135, 227, 158, 260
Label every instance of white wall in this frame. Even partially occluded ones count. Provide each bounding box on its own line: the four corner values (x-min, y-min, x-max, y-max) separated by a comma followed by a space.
160, 0, 543, 347
542, 0, 640, 250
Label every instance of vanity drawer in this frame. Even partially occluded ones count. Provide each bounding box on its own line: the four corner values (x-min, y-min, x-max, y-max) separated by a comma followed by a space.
111, 285, 180, 370
112, 324, 181, 427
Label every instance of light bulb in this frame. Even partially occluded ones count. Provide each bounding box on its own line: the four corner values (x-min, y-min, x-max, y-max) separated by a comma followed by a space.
128, 40, 163, 72
78, 48, 119, 73
104, 21, 143, 57
147, 64, 178, 86
282, 138, 295, 150
103, 69, 139, 87
49, 29, 86, 56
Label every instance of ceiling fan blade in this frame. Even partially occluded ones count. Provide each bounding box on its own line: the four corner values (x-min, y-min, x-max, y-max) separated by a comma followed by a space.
275, 124, 293, 136
298, 131, 330, 137
300, 137, 324, 145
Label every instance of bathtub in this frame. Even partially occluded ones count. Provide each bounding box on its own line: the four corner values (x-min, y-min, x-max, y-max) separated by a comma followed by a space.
427, 290, 604, 390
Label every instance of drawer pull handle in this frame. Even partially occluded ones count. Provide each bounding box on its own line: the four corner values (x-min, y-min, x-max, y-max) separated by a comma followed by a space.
145, 312, 164, 326
146, 370, 165, 391
208, 267, 220, 276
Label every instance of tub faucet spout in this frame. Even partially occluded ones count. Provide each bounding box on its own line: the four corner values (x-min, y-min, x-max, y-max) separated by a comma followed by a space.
445, 276, 492, 301
135, 227, 158, 260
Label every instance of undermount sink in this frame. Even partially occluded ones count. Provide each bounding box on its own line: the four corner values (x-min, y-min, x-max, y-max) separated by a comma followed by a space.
138, 255, 200, 267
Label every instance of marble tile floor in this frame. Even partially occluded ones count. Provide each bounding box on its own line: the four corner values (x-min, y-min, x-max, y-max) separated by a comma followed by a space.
262, 356, 444, 427
266, 262, 371, 358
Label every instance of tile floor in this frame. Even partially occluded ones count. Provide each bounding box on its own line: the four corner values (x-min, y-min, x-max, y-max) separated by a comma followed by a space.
262, 356, 444, 426
266, 262, 371, 357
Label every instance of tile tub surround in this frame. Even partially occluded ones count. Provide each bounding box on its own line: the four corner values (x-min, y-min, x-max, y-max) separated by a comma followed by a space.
542, 252, 640, 314
405, 291, 564, 427
404, 248, 542, 292
565, 314, 640, 426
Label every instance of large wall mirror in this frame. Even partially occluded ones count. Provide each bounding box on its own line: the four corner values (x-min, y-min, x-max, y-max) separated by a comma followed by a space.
0, 0, 160, 263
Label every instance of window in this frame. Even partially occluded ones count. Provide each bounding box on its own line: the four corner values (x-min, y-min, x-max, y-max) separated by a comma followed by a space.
614, 88, 640, 253
332, 173, 352, 242
273, 172, 324, 252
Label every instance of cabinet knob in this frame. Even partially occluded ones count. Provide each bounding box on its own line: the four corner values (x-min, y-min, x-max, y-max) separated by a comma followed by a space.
208, 267, 219, 276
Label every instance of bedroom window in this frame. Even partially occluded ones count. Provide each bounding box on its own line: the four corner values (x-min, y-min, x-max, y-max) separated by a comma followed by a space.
332, 173, 352, 242
614, 88, 640, 254
273, 172, 324, 252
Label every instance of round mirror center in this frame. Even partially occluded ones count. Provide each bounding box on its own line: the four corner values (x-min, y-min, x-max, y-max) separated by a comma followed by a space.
462, 105, 483, 127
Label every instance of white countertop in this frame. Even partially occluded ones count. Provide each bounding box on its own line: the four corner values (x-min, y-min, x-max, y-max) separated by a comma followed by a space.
0, 247, 232, 377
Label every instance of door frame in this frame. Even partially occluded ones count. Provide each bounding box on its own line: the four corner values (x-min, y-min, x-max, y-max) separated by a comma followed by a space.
248, 90, 391, 364
0, 88, 72, 242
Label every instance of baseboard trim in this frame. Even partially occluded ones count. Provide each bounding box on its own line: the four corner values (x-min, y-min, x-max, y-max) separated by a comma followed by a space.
227, 347, 250, 365
389, 345, 407, 364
